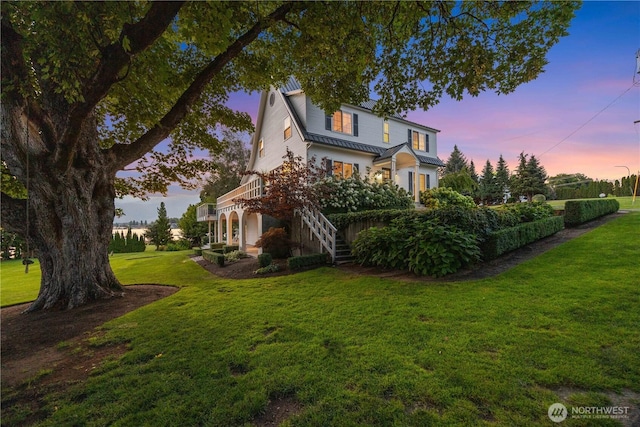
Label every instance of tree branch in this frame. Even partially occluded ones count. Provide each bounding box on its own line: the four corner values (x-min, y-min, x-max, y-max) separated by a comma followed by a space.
55, 1, 186, 171
109, 2, 301, 171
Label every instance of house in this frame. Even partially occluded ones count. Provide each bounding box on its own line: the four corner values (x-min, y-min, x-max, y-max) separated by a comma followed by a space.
200, 77, 443, 257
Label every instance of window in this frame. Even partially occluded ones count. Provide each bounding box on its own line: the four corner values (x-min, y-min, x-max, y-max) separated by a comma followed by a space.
408, 130, 429, 151
381, 168, 391, 181
383, 121, 389, 143
258, 139, 264, 158
333, 161, 343, 177
327, 111, 358, 136
330, 160, 357, 178
419, 174, 427, 192
284, 116, 292, 140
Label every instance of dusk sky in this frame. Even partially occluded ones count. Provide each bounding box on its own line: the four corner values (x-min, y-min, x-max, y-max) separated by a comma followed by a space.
116, 1, 640, 222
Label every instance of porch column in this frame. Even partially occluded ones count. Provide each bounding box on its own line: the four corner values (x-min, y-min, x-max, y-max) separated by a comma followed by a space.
391, 157, 397, 184
414, 161, 420, 203
226, 214, 234, 245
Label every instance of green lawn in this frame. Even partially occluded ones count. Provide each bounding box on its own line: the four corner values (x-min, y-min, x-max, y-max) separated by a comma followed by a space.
2, 213, 639, 426
547, 196, 639, 210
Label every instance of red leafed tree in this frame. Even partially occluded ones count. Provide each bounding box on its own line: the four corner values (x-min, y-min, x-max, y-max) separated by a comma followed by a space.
234, 149, 326, 229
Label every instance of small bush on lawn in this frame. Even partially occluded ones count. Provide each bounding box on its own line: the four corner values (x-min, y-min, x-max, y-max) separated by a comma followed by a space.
288, 253, 330, 270
255, 227, 291, 259
202, 250, 225, 267
564, 199, 620, 227
224, 250, 247, 262
255, 263, 280, 274
166, 239, 191, 251
420, 187, 476, 209
257, 253, 272, 268
352, 217, 480, 277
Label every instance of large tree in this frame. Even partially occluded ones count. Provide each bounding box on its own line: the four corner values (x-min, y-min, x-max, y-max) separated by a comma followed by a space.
199, 129, 250, 202
1, 1, 578, 310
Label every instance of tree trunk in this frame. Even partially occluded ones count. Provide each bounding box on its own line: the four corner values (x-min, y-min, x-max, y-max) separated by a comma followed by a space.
1, 102, 124, 312
24, 168, 123, 312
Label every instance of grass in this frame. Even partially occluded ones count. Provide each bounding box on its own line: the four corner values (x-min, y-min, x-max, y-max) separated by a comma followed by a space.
547, 195, 639, 210
2, 213, 639, 426
0, 249, 205, 307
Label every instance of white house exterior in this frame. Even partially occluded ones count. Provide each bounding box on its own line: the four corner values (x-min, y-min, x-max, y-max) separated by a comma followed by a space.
207, 77, 443, 255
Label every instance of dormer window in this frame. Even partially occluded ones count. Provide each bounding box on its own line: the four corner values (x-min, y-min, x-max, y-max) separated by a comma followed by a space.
284, 116, 292, 140
325, 110, 359, 136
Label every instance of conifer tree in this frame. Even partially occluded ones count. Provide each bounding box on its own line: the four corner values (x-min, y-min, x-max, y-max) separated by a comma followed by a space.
495, 155, 511, 203
479, 160, 500, 204
146, 202, 173, 250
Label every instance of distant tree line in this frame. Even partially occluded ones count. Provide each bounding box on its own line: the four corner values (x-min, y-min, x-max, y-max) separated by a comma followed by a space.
109, 228, 146, 253
439, 146, 637, 203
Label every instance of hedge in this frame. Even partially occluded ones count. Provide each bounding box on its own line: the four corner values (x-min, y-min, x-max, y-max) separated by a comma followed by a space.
564, 199, 620, 227
223, 245, 239, 253
482, 216, 564, 260
202, 250, 225, 267
257, 253, 272, 268
193, 247, 203, 256
287, 253, 331, 270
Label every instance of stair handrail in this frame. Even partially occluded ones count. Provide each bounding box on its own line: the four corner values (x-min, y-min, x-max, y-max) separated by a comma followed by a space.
300, 207, 337, 261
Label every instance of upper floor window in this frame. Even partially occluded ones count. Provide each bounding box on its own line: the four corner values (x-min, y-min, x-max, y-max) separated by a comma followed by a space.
326, 111, 358, 136
284, 116, 292, 140
383, 121, 390, 143
408, 130, 429, 152
258, 139, 265, 158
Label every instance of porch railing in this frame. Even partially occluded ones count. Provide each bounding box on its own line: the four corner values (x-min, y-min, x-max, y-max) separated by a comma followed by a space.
216, 178, 263, 212
300, 208, 337, 261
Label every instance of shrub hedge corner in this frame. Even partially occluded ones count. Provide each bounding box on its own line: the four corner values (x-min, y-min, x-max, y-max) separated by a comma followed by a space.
203, 250, 225, 267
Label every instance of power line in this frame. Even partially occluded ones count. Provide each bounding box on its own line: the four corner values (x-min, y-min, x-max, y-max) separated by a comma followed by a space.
539, 83, 637, 157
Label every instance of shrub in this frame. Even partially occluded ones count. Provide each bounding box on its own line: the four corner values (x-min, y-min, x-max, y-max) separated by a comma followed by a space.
318, 175, 414, 214
288, 253, 330, 270
564, 199, 620, 227
166, 239, 191, 251
257, 253, 272, 268
407, 222, 481, 277
202, 250, 225, 267
482, 216, 564, 260
255, 263, 280, 274
225, 250, 246, 262
417, 206, 501, 242
420, 187, 475, 209
193, 247, 203, 256
326, 209, 413, 231
223, 245, 239, 253
255, 227, 291, 259
532, 194, 546, 203
496, 202, 555, 224
352, 218, 480, 277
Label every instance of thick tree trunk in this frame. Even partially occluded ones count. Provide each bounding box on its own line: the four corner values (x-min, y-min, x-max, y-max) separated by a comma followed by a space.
1, 102, 124, 312
24, 169, 123, 312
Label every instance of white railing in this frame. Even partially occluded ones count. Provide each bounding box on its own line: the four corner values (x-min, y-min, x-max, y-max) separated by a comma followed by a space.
216, 178, 263, 211
196, 203, 217, 222
300, 208, 337, 261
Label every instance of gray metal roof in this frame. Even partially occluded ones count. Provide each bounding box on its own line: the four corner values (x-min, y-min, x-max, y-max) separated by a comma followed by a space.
377, 144, 409, 160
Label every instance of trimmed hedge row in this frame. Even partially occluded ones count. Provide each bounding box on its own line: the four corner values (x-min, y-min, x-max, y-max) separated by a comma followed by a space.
482, 216, 565, 260
564, 199, 619, 227
202, 250, 225, 267
287, 253, 331, 270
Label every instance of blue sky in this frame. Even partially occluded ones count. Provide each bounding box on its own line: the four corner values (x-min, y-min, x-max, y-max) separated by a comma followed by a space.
116, 1, 640, 222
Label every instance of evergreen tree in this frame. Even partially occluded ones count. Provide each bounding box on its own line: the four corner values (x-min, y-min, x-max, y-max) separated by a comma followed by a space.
179, 204, 208, 246
146, 202, 173, 250
468, 160, 480, 200
479, 160, 500, 204
443, 145, 469, 175
526, 155, 548, 198
510, 152, 530, 201
495, 155, 510, 203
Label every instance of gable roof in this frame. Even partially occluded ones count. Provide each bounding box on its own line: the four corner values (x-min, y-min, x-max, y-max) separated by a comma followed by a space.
280, 77, 440, 133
